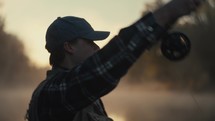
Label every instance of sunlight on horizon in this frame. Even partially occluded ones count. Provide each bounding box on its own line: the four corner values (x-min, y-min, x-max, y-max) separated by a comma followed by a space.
110, 114, 126, 121
2, 0, 155, 67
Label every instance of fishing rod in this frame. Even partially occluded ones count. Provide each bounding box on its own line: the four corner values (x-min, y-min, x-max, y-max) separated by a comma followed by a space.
159, 0, 210, 120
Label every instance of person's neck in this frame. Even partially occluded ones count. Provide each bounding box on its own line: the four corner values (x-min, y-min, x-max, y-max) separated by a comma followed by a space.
59, 61, 76, 69
59, 54, 81, 69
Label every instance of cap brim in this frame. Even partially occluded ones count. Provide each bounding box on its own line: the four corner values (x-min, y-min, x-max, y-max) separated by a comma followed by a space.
82, 31, 110, 41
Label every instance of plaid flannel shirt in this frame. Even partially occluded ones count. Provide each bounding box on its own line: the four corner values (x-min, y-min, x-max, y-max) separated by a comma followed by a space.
27, 13, 166, 121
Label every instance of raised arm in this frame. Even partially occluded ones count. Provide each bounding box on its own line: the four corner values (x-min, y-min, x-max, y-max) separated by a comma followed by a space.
61, 0, 205, 111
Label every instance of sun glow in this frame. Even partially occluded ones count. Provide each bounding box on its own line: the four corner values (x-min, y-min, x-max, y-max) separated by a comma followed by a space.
3, 0, 150, 67
109, 114, 126, 121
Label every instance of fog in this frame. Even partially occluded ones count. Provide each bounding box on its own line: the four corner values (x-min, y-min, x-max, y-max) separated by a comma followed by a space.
0, 0, 215, 121
1, 84, 215, 121
103, 82, 215, 121
125, 0, 215, 91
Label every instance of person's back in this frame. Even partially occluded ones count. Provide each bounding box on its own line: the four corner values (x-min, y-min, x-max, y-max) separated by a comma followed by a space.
28, 66, 113, 121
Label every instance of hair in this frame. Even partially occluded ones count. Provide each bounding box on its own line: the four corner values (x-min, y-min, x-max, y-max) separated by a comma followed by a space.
49, 47, 65, 66
49, 39, 79, 66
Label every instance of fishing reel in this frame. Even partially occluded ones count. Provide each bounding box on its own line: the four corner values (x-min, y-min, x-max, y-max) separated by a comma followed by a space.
160, 32, 191, 61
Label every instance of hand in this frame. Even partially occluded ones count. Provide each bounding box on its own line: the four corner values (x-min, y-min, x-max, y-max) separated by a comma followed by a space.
153, 0, 206, 28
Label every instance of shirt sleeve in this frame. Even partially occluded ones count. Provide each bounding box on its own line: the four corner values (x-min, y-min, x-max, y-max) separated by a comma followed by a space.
58, 12, 167, 111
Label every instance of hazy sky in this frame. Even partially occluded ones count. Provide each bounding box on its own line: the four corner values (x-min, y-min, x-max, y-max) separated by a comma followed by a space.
2, 0, 154, 67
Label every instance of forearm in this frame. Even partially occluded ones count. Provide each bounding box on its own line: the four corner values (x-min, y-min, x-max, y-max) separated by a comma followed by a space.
153, 1, 179, 29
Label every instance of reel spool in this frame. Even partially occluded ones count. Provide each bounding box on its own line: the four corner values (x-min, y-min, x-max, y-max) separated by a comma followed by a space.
161, 32, 191, 61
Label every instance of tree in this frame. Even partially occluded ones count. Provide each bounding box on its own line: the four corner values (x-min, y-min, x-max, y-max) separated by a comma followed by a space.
125, 0, 215, 91
0, 13, 48, 88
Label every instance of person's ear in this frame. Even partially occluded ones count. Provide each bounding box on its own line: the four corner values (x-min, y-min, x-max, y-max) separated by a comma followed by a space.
63, 42, 75, 54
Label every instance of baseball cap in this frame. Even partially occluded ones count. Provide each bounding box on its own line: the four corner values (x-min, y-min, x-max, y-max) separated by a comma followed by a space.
45, 16, 110, 52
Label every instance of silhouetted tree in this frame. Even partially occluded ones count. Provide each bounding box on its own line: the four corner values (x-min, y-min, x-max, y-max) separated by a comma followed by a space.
0, 12, 48, 88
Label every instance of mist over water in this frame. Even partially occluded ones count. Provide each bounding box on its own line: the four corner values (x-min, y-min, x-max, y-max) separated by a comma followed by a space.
0, 1, 215, 121
1, 83, 215, 121
0, 88, 32, 121
103, 83, 215, 121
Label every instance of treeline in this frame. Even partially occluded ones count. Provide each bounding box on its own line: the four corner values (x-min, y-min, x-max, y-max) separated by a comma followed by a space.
125, 0, 215, 91
0, 16, 48, 88
0, 1, 214, 91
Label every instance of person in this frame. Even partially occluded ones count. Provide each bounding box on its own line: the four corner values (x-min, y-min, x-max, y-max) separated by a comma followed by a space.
26, 0, 205, 121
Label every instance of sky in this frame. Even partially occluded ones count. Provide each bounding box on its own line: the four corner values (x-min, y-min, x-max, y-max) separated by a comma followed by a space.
1, 0, 155, 67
